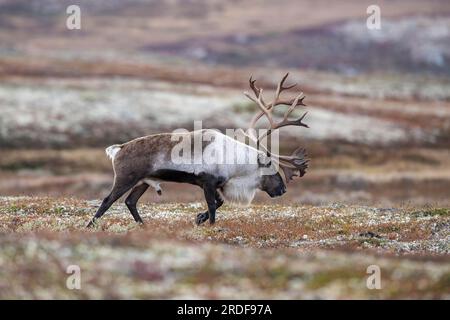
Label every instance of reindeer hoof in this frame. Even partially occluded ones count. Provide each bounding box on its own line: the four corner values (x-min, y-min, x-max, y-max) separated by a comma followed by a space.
196, 212, 209, 225
86, 220, 96, 228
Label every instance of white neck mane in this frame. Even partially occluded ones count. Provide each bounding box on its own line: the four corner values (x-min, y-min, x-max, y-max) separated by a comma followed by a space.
219, 174, 259, 206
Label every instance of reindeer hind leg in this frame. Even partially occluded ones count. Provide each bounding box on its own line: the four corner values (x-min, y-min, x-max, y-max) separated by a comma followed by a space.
86, 175, 138, 228
125, 183, 149, 224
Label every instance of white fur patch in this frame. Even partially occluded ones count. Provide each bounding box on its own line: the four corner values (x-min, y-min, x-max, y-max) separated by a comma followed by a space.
105, 144, 122, 161
219, 175, 258, 206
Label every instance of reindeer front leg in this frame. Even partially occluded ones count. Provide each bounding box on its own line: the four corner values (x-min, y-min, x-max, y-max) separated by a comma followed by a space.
196, 191, 223, 225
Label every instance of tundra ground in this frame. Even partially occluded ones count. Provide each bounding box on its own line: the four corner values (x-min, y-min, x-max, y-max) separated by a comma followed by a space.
1, 0, 449, 299
0, 196, 448, 299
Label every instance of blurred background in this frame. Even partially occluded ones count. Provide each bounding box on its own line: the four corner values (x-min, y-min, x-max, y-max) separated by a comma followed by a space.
0, 0, 449, 206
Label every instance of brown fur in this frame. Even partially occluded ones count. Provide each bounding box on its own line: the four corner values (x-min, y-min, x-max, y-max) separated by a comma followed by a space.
113, 133, 177, 178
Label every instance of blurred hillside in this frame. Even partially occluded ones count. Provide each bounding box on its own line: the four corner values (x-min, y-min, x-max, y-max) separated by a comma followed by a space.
0, 0, 449, 206
1, 0, 450, 74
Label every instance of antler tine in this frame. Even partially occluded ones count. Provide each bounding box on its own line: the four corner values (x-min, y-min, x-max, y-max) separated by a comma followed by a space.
283, 92, 305, 121
272, 96, 306, 108
246, 76, 266, 140
277, 147, 309, 179
249, 75, 260, 98
278, 111, 309, 130
256, 111, 309, 144
278, 151, 309, 164
273, 72, 296, 106
268, 74, 309, 133
273, 74, 305, 109
246, 75, 269, 117
244, 88, 274, 127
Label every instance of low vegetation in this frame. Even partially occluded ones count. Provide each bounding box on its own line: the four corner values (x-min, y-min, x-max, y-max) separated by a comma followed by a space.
0, 0, 449, 299
0, 196, 448, 299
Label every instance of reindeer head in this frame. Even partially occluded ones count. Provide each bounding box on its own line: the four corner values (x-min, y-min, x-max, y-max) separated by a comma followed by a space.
244, 73, 309, 198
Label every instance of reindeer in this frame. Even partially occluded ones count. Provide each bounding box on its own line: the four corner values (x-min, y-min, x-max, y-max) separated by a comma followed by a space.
86, 73, 309, 227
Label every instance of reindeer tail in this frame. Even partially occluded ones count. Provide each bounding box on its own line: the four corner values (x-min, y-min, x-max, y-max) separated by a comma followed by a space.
105, 144, 123, 161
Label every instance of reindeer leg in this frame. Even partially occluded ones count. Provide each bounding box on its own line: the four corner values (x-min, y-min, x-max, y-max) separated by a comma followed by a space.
86, 176, 137, 228
125, 183, 149, 224
196, 191, 223, 225
204, 183, 217, 225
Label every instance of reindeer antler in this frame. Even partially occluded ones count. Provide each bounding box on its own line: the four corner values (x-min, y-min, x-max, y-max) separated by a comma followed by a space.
244, 73, 308, 143
244, 73, 309, 182
278, 147, 309, 182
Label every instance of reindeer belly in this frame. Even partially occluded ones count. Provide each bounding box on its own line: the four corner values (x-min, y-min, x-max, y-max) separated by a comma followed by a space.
149, 169, 205, 185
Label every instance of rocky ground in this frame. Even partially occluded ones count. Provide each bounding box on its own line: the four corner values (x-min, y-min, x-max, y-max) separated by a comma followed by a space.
0, 196, 448, 299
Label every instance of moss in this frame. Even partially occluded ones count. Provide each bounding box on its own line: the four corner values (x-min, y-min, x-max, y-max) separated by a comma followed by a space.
358, 237, 386, 247
412, 208, 450, 217
265, 266, 297, 289
306, 268, 361, 290
51, 206, 65, 215
6, 204, 23, 214
231, 101, 255, 114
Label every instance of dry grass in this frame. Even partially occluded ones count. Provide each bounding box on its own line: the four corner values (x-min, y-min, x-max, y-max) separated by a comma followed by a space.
2, 196, 447, 254
0, 196, 448, 299
1, 0, 449, 300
